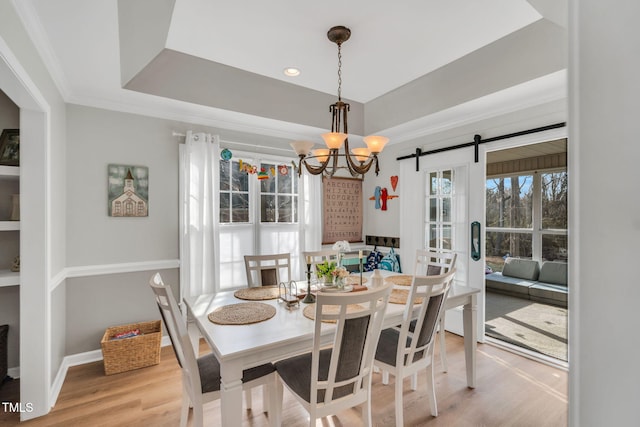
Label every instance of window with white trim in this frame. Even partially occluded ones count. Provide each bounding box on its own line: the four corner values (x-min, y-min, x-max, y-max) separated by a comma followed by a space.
218, 153, 301, 288
485, 170, 567, 272
425, 169, 454, 251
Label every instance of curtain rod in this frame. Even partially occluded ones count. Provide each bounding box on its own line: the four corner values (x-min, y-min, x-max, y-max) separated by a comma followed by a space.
396, 122, 566, 170
172, 131, 293, 154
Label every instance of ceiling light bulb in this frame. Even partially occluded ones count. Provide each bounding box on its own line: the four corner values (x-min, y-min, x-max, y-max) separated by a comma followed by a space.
283, 67, 300, 77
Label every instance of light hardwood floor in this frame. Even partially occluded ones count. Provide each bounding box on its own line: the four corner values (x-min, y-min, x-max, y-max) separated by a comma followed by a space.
2, 333, 567, 426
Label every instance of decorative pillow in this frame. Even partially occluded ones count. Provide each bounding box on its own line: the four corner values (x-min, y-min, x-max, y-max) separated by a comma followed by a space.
379, 248, 402, 273
364, 250, 383, 272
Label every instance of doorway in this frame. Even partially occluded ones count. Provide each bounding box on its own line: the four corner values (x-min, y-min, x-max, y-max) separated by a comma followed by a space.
484, 139, 568, 362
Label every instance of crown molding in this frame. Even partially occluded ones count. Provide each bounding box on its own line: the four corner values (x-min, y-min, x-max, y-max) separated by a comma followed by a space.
12, 0, 72, 100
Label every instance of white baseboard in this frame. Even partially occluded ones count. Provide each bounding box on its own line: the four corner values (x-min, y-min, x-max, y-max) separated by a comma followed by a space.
49, 336, 172, 407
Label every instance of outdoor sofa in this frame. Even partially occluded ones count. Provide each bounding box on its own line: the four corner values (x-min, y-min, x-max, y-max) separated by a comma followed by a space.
485, 257, 568, 307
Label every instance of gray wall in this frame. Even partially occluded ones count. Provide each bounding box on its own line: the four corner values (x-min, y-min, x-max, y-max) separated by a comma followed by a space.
65, 269, 178, 354
66, 105, 180, 266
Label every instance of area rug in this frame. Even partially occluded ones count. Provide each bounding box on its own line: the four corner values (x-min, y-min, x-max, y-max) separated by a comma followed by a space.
485, 291, 568, 361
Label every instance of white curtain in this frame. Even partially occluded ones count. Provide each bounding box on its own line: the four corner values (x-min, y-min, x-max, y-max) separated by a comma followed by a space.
180, 131, 220, 299
302, 173, 323, 251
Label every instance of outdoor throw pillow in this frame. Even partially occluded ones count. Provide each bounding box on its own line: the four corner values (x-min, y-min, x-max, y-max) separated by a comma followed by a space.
379, 248, 401, 273
364, 250, 383, 272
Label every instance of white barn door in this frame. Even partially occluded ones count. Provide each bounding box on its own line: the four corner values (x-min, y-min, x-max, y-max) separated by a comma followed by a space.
400, 147, 485, 339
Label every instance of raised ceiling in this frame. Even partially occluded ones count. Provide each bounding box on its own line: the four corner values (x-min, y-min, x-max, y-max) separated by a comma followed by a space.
16, 0, 567, 143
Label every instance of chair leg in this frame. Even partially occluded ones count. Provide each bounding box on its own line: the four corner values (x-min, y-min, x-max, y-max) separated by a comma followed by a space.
426, 363, 438, 417
362, 388, 373, 427
410, 372, 418, 390
180, 391, 190, 427
439, 316, 448, 372
191, 399, 204, 427
267, 375, 279, 427
395, 375, 404, 427
382, 370, 390, 385
274, 375, 284, 427
245, 388, 253, 410
262, 384, 270, 413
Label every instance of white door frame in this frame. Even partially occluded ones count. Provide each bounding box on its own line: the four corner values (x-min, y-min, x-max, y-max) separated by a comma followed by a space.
0, 35, 52, 420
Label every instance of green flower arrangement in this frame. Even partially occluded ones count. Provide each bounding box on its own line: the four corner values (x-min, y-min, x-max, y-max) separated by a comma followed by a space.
315, 260, 337, 281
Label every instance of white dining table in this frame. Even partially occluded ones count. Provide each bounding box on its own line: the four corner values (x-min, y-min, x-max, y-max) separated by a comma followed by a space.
184, 274, 479, 427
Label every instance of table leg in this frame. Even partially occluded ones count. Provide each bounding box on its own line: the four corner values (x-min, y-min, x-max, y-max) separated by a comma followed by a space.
220, 361, 244, 426
462, 294, 477, 388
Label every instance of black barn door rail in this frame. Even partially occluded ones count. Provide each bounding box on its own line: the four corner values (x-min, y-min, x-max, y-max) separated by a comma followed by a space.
396, 122, 566, 171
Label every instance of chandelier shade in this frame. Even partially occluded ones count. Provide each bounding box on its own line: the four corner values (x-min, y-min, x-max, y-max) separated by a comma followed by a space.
351, 147, 370, 162
291, 26, 388, 178
312, 148, 331, 163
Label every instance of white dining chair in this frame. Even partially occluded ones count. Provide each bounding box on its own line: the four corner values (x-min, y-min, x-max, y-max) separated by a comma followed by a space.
302, 249, 339, 276
415, 249, 457, 372
274, 283, 393, 427
244, 253, 291, 287
374, 269, 456, 425
149, 273, 277, 427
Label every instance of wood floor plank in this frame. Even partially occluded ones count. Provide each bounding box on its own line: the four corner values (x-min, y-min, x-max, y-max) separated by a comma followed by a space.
2, 333, 567, 426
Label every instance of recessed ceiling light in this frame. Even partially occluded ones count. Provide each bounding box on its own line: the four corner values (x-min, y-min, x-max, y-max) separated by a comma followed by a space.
283, 67, 300, 77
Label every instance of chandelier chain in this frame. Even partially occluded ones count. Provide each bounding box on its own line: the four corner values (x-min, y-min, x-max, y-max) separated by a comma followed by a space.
337, 43, 342, 101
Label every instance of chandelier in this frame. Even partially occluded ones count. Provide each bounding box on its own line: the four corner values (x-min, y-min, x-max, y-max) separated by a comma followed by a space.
290, 26, 389, 178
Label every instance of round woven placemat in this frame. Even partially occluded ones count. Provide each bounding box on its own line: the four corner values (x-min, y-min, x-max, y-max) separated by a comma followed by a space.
233, 286, 279, 301
208, 302, 276, 325
389, 288, 423, 305
303, 304, 366, 323
384, 275, 414, 286
345, 276, 367, 285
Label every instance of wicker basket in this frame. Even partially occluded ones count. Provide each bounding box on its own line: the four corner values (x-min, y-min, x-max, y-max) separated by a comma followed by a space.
100, 320, 162, 375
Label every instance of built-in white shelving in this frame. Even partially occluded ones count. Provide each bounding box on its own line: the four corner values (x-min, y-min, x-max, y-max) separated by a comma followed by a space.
0, 165, 19, 177
0, 221, 19, 231
0, 269, 19, 287
0, 164, 20, 286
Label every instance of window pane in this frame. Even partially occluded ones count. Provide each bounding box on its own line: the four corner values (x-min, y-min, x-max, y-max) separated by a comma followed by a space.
278, 169, 292, 193
232, 193, 249, 222
260, 163, 276, 193
485, 176, 533, 228
291, 166, 297, 192
292, 195, 298, 222
220, 193, 230, 223
442, 225, 452, 250
429, 172, 438, 195
426, 224, 437, 249
220, 160, 230, 191
542, 172, 568, 229
429, 198, 437, 221
232, 161, 248, 191
442, 198, 451, 222
278, 195, 293, 222
485, 231, 532, 272
261, 194, 276, 222
442, 170, 452, 194
542, 234, 568, 262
